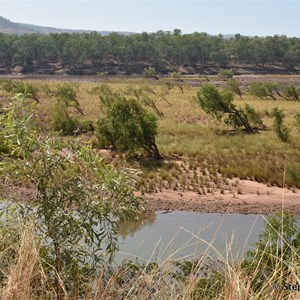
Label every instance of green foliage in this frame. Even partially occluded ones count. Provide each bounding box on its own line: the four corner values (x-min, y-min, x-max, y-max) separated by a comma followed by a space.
282, 83, 299, 101
0, 94, 142, 295
0, 31, 300, 72
226, 77, 242, 99
123, 85, 164, 117
0, 79, 39, 102
244, 103, 265, 127
96, 71, 108, 79
50, 83, 86, 135
54, 83, 83, 114
143, 67, 158, 79
97, 97, 162, 159
243, 211, 300, 291
197, 84, 258, 133
92, 83, 120, 109
171, 71, 182, 81
217, 69, 233, 80
50, 101, 79, 135
248, 80, 277, 100
92, 83, 165, 117
295, 112, 300, 132
272, 107, 290, 142
0, 94, 37, 157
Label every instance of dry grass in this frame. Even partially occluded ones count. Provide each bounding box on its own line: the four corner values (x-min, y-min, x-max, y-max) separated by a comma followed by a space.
1, 218, 300, 299
1, 224, 48, 300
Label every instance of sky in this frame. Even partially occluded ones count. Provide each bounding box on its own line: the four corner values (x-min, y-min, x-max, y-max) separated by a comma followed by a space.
0, 1, 300, 37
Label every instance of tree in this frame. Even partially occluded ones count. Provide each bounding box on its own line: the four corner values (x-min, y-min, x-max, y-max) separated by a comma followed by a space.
97, 97, 162, 159
196, 84, 258, 133
143, 67, 158, 79
248, 81, 278, 100
50, 83, 84, 135
226, 78, 243, 99
272, 107, 290, 142
217, 69, 233, 80
282, 84, 299, 101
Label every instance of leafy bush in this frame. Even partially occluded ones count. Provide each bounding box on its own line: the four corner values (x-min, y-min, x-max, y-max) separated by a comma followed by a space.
50, 83, 85, 135
272, 107, 290, 142
54, 83, 83, 114
217, 69, 233, 80
226, 77, 242, 99
282, 84, 299, 101
243, 211, 300, 291
196, 84, 260, 133
143, 67, 158, 79
171, 71, 182, 81
0, 79, 39, 102
50, 102, 79, 135
248, 80, 278, 100
97, 97, 162, 159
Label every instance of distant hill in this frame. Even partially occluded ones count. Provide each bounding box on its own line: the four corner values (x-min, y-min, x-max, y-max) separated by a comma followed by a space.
0, 16, 132, 35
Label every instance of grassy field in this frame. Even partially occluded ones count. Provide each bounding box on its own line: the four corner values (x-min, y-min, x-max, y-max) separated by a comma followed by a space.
1, 76, 300, 194
22, 77, 300, 190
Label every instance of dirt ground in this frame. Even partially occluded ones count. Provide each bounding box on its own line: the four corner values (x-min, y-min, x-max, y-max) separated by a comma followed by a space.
144, 179, 300, 215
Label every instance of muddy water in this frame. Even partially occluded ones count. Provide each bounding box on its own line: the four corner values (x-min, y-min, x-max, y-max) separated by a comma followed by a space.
116, 211, 265, 264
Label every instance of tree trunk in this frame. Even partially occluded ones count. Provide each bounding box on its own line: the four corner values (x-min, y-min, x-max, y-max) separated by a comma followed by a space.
233, 109, 254, 133
54, 240, 63, 300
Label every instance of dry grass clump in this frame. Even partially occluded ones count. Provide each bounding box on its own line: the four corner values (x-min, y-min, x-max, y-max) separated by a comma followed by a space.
0, 224, 49, 300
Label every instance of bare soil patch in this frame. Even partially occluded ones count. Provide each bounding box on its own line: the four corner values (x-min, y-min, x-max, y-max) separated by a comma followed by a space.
144, 179, 300, 214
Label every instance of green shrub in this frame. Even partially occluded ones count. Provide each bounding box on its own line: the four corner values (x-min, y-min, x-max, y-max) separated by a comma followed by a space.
243, 211, 299, 291
282, 84, 299, 101
171, 71, 182, 81
272, 107, 290, 142
295, 113, 300, 132
1, 93, 142, 296
51, 102, 79, 135
248, 80, 277, 100
0, 79, 39, 102
196, 84, 259, 133
143, 67, 158, 79
97, 97, 162, 159
226, 78, 242, 99
217, 69, 233, 80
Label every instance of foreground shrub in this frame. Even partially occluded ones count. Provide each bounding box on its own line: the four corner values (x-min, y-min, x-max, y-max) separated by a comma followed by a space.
0, 94, 142, 299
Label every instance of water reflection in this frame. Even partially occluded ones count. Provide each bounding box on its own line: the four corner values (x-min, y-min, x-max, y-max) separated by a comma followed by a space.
118, 211, 156, 239
116, 211, 265, 263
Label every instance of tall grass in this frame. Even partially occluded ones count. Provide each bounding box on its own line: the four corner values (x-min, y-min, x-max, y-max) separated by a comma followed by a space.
1, 213, 300, 299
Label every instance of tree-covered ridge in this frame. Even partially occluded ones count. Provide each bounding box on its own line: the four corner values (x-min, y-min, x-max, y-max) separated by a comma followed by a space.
0, 30, 299, 73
